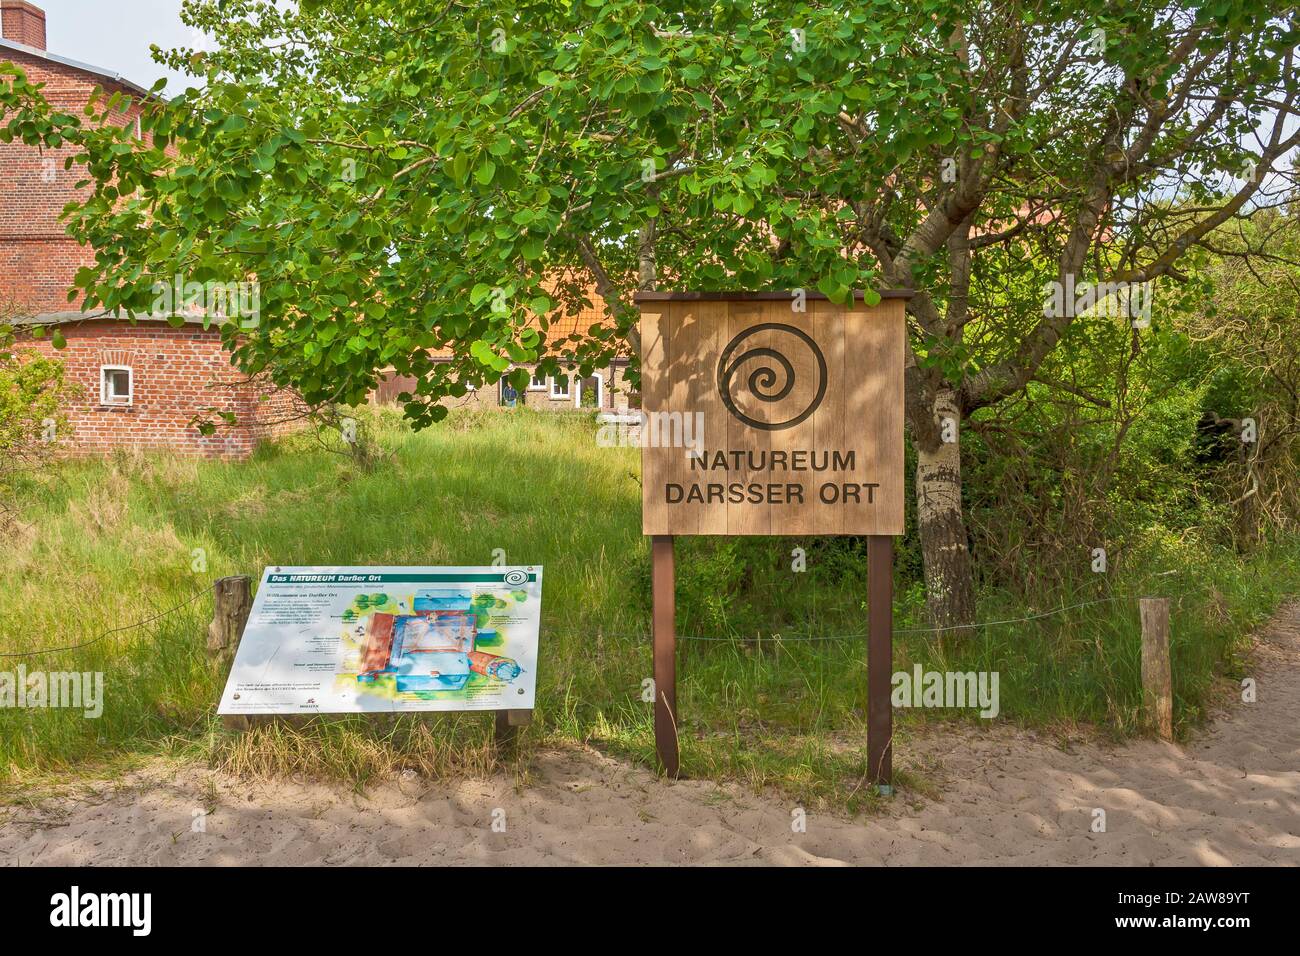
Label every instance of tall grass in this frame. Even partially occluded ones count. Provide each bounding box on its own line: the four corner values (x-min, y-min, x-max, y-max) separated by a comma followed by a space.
2, 408, 1296, 810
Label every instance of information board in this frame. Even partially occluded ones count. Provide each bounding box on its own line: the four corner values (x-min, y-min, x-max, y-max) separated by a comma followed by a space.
217, 566, 542, 715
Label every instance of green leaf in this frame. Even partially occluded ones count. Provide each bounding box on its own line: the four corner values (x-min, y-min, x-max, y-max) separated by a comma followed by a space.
450, 152, 469, 184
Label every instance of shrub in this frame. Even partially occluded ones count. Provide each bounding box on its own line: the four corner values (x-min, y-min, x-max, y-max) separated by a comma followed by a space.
0, 321, 80, 528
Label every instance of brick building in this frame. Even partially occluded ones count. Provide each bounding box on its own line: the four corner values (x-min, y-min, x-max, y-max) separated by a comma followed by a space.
0, 1, 294, 457
374, 303, 636, 415
2, 2, 629, 459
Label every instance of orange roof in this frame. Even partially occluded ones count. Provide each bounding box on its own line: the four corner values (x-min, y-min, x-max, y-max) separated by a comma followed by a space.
428, 281, 619, 359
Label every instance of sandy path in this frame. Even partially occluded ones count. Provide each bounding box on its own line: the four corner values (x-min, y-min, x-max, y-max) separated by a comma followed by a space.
2, 605, 1297, 866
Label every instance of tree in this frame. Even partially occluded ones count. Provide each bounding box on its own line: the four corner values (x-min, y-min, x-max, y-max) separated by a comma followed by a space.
43, 0, 1300, 626
1182, 203, 1300, 542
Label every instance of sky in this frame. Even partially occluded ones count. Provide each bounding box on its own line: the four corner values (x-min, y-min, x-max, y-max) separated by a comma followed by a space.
34, 0, 197, 94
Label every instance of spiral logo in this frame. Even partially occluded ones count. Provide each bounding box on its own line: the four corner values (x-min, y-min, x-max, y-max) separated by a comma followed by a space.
503, 569, 528, 586
716, 323, 828, 431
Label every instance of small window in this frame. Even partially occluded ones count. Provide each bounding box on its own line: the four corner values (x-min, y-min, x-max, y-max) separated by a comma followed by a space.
528, 369, 548, 391
101, 366, 133, 405
549, 374, 571, 400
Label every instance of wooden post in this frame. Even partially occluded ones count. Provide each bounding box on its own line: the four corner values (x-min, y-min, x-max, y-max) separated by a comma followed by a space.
867, 535, 893, 790
494, 709, 532, 754
651, 535, 679, 778
210, 576, 252, 732
1140, 597, 1173, 740
208, 575, 251, 662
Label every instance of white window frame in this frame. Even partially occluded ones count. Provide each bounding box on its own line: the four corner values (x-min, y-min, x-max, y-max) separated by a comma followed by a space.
549, 373, 572, 400
527, 368, 548, 391
575, 371, 605, 409
100, 365, 133, 406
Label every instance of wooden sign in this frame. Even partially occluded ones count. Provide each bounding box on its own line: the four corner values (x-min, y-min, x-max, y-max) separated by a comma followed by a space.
637, 292, 908, 537
635, 290, 910, 786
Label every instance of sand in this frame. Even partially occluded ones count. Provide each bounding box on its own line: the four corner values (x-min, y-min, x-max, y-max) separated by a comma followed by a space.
2, 604, 1297, 866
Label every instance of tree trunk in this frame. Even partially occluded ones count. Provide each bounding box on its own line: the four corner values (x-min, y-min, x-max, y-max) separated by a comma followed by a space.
914, 388, 976, 631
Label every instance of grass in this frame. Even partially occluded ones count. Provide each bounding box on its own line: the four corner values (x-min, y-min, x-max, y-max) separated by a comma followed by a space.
2, 407, 1297, 813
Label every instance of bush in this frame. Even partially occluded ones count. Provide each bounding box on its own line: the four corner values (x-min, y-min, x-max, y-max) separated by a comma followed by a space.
0, 324, 80, 528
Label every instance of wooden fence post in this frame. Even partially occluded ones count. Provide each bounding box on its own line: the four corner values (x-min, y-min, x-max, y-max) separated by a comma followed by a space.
208, 575, 251, 663
1140, 597, 1173, 740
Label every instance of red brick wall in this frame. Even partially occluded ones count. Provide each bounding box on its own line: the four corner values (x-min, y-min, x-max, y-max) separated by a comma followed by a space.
20, 320, 282, 458
0, 45, 145, 314
1, 2, 46, 50
242, 377, 308, 444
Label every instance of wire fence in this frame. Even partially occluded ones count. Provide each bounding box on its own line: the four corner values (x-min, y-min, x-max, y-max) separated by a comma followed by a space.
566, 593, 1138, 643
0, 579, 1170, 660
0, 583, 213, 660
